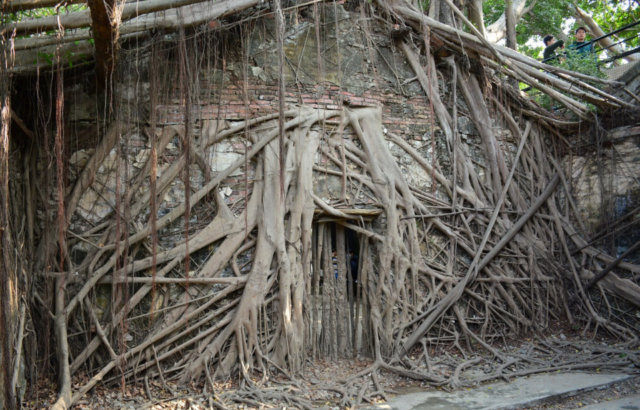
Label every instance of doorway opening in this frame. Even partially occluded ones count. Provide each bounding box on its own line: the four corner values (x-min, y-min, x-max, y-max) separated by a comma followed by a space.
309, 209, 381, 360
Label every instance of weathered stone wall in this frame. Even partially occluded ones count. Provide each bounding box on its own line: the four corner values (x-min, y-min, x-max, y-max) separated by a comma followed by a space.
568, 125, 640, 244
61, 3, 520, 259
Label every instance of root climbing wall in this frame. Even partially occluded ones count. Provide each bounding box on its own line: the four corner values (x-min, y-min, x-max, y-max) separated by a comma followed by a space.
14, 2, 640, 409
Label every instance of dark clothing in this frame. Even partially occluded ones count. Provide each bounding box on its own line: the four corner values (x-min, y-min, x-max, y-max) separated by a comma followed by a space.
568, 41, 594, 56
543, 40, 565, 62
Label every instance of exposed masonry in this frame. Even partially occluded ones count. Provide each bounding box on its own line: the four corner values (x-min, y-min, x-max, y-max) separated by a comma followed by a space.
66, 3, 499, 220
156, 84, 434, 139
159, 90, 435, 211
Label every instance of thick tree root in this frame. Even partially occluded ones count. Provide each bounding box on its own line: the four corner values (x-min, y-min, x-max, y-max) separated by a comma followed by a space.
21, 3, 638, 409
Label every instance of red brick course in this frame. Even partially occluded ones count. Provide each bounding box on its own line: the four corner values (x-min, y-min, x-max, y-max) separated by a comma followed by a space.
157, 81, 433, 139
154, 75, 434, 208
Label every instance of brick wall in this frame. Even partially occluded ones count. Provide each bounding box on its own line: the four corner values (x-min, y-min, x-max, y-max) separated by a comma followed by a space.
157, 82, 434, 140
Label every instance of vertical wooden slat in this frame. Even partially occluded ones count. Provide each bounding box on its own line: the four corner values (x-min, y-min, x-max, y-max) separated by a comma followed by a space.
321, 227, 332, 359
335, 224, 350, 357
353, 233, 364, 357
311, 223, 324, 361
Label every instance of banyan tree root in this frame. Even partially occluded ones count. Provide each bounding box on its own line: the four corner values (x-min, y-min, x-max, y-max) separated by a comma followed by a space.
43, 97, 639, 409
130, 338, 638, 410
33, 4, 640, 409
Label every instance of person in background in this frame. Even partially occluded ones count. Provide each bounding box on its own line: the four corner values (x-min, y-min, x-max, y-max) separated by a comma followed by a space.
568, 26, 594, 57
542, 35, 565, 63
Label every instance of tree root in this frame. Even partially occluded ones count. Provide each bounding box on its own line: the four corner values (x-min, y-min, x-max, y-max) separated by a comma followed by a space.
25, 3, 638, 408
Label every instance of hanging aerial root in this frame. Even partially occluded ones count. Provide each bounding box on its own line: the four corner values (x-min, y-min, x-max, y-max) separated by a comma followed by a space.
41, 13, 638, 405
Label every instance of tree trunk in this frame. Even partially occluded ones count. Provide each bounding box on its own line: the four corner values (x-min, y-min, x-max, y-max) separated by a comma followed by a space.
467, 0, 486, 38
484, 0, 527, 43
87, 0, 120, 89
6, 0, 261, 35
1, 23, 17, 408
505, 0, 517, 50
6, 0, 84, 13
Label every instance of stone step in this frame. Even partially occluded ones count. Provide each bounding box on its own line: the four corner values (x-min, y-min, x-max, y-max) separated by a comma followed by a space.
579, 393, 640, 410
369, 372, 631, 410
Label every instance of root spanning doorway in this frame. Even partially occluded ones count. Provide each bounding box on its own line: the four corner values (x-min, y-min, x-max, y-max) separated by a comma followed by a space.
310, 217, 377, 360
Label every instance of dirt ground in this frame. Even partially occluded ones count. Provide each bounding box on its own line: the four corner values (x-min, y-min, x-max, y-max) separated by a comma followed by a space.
21, 323, 640, 410
23, 370, 640, 410
21, 366, 640, 410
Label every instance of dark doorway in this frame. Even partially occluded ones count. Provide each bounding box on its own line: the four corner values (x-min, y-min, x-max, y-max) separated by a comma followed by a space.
310, 221, 364, 359
328, 223, 360, 293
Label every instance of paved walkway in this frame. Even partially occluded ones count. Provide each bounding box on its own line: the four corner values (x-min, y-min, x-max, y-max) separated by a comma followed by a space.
580, 394, 640, 410
369, 373, 631, 410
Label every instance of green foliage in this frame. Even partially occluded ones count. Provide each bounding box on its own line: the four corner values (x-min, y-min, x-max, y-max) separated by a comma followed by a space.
1, 4, 89, 41
482, 0, 639, 60
519, 43, 544, 60
482, 0, 505, 24
514, 0, 572, 45
578, 0, 639, 34
559, 48, 605, 79
532, 49, 604, 112
482, 0, 572, 43
2, 4, 87, 24
577, 0, 640, 50
534, 89, 554, 111
35, 49, 89, 68
482, 0, 573, 60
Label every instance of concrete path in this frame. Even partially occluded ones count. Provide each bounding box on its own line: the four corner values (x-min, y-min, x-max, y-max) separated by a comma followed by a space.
369, 373, 631, 410
580, 394, 640, 410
